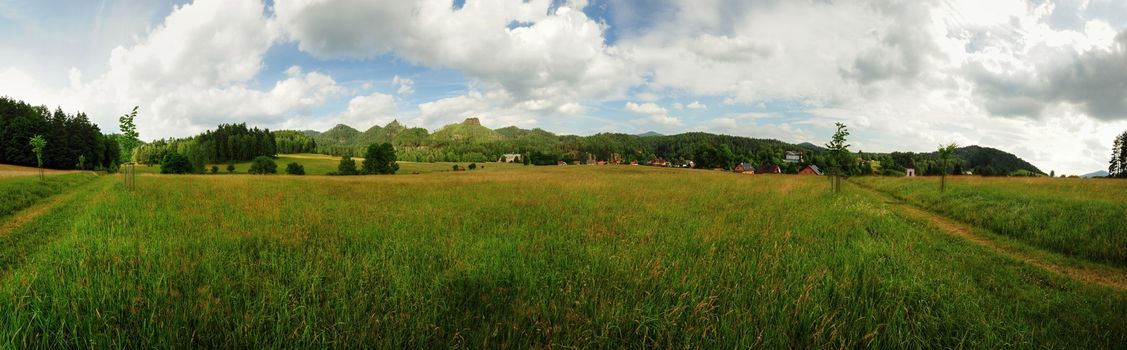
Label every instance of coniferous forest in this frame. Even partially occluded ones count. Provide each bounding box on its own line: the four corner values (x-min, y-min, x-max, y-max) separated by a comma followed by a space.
0, 97, 120, 170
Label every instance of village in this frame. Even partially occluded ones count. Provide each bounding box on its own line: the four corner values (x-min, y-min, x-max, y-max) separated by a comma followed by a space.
498, 150, 840, 176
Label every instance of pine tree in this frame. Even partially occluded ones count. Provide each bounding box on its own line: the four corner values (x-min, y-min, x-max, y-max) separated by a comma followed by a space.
1112, 131, 1127, 178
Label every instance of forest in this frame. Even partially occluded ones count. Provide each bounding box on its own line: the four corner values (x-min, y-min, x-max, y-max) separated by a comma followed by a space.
0, 95, 1046, 176
134, 123, 283, 173
0, 97, 120, 170
298, 118, 1045, 176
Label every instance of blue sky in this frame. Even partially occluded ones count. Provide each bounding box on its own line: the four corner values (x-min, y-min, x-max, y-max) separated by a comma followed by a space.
1, 0, 1126, 174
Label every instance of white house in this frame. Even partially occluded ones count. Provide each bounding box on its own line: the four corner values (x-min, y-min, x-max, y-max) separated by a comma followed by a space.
498, 154, 521, 163
785, 151, 803, 163
906, 167, 916, 177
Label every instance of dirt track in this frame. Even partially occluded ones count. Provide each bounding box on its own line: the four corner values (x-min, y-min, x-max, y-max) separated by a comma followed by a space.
862, 186, 1127, 291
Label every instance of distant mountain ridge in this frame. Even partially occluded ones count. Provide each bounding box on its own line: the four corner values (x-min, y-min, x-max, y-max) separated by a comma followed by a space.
1081, 170, 1109, 178
284, 117, 1044, 174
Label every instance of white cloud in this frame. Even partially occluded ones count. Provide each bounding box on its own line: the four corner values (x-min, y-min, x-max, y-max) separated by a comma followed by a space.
335, 92, 397, 130
275, 0, 638, 118
54, 0, 303, 138
391, 75, 414, 95
686, 101, 706, 110
625, 101, 681, 127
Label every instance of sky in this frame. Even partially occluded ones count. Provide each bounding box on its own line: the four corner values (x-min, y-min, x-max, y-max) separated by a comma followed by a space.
1, 0, 1126, 175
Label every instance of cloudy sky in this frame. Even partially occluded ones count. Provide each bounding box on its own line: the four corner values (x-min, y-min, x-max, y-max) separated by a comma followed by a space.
2, 0, 1125, 174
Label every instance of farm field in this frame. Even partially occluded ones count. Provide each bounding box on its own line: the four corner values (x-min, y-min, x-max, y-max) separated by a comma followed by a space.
131, 153, 528, 175
0, 166, 1124, 348
852, 176, 1127, 268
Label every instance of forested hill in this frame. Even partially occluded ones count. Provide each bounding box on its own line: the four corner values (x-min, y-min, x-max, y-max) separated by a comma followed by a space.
0, 92, 1046, 175
279, 117, 1045, 176
953, 145, 1044, 175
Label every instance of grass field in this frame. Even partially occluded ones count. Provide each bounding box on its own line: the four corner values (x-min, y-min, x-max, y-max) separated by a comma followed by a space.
0, 166, 1124, 347
132, 153, 527, 175
852, 176, 1127, 268
0, 173, 96, 221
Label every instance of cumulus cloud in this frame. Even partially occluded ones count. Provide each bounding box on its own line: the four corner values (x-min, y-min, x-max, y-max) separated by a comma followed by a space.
53, 0, 338, 138
391, 75, 414, 95
335, 92, 398, 130
625, 101, 681, 127
965, 28, 1127, 121
275, 0, 636, 116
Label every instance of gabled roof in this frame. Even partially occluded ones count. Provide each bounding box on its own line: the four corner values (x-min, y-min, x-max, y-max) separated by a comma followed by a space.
735, 162, 755, 170
806, 164, 824, 175
756, 165, 780, 173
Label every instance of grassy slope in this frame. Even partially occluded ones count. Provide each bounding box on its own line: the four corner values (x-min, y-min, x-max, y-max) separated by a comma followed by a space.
134, 153, 527, 175
852, 176, 1127, 267
0, 173, 96, 221
0, 168, 1124, 347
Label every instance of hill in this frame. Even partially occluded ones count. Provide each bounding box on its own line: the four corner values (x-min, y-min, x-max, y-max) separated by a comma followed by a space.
281, 118, 1044, 175
1082, 170, 1109, 178
952, 145, 1044, 175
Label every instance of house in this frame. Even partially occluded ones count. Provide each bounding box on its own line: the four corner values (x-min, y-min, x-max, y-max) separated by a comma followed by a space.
734, 163, 755, 174
596, 160, 607, 165
649, 158, 669, 167
498, 153, 521, 163
629, 160, 638, 165
572, 160, 582, 165
756, 164, 781, 174
798, 164, 823, 176
906, 167, 916, 176
785, 151, 803, 163
557, 160, 567, 166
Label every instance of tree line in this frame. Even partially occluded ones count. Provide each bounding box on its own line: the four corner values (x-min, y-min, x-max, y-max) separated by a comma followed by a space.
136, 123, 277, 172
0, 96, 120, 170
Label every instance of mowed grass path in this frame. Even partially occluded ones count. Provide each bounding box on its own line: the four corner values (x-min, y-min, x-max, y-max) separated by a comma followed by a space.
852, 176, 1127, 268
132, 153, 527, 175
1, 167, 1124, 348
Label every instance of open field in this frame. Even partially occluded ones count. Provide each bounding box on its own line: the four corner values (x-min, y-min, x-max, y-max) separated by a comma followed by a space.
0, 173, 96, 222
131, 153, 528, 175
0, 164, 80, 178
852, 176, 1127, 268
1, 166, 1124, 347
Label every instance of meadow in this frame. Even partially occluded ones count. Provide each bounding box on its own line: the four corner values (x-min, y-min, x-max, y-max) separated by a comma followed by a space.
0, 166, 1124, 348
132, 153, 527, 175
0, 173, 95, 221
852, 176, 1127, 268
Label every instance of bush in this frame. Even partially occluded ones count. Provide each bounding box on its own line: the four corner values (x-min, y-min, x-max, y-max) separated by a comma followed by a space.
226, 163, 235, 173
337, 156, 358, 175
361, 143, 399, 175
160, 153, 194, 174
468, 163, 477, 170
211, 166, 219, 174
248, 156, 277, 175
286, 162, 306, 175
452, 164, 461, 171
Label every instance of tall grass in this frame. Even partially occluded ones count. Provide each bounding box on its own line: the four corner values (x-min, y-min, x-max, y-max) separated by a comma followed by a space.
0, 173, 96, 221
852, 176, 1127, 267
1, 168, 1124, 347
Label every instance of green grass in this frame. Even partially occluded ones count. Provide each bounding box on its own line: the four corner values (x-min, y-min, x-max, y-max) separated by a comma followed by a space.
134, 153, 527, 175
0, 167, 1124, 347
852, 176, 1127, 267
0, 173, 96, 221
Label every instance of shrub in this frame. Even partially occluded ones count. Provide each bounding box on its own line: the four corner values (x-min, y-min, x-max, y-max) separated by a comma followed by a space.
452, 164, 461, 171
361, 143, 399, 175
286, 162, 306, 175
226, 163, 235, 173
160, 153, 194, 174
337, 156, 358, 175
468, 163, 477, 170
211, 166, 219, 174
248, 156, 277, 174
